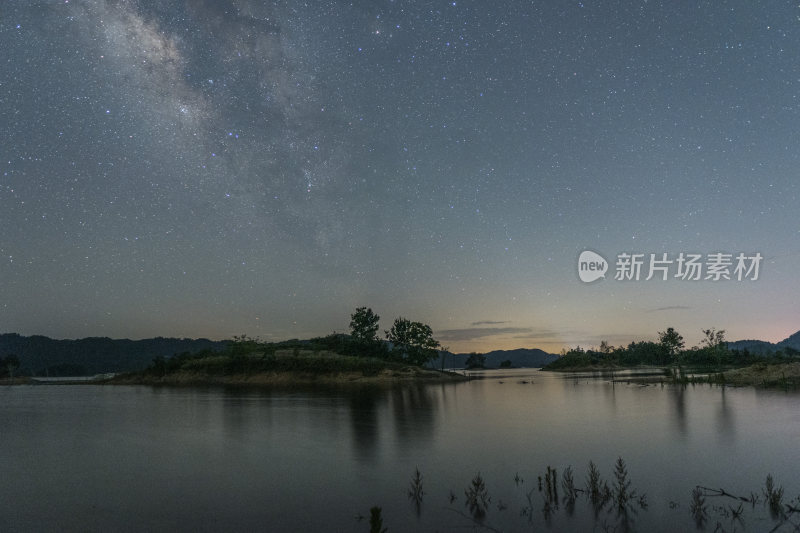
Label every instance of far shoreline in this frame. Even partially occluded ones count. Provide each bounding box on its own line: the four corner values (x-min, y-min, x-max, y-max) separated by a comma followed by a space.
541, 362, 800, 390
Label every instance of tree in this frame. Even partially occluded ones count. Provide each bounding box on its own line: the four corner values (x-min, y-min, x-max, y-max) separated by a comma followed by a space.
386, 317, 440, 366
464, 353, 486, 369
658, 327, 685, 365
5, 354, 20, 382
701, 328, 727, 369
151, 355, 167, 377
701, 328, 726, 350
349, 307, 380, 342
440, 346, 450, 371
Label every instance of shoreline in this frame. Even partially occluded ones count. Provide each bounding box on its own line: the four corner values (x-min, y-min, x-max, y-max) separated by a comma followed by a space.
109, 367, 470, 387
721, 361, 800, 388
543, 362, 800, 389
9, 362, 799, 389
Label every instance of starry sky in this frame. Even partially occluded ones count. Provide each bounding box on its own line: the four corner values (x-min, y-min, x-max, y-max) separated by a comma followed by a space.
2, 0, 798, 353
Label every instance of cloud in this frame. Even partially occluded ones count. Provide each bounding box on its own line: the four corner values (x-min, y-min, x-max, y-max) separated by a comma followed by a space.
470, 320, 509, 326
436, 327, 534, 342
647, 306, 692, 313
511, 330, 563, 339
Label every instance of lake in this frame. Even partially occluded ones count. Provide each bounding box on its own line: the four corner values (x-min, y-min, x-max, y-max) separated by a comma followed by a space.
2, 369, 799, 532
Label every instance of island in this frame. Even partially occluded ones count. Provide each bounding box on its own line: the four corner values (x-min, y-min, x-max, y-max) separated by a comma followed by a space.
112, 310, 469, 386
540, 327, 800, 389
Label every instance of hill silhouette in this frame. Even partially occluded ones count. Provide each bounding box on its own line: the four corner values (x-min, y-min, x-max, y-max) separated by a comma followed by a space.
728, 329, 800, 354
432, 348, 558, 369
0, 333, 226, 376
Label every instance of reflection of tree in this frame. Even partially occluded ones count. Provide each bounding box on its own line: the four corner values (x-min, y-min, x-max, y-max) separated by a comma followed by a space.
715, 387, 735, 440
391, 384, 437, 447
602, 377, 617, 416
348, 387, 385, 460
221, 389, 274, 439
670, 384, 688, 436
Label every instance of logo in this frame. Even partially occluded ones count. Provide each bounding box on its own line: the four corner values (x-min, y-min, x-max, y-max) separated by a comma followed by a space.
578, 250, 608, 283
576, 250, 763, 283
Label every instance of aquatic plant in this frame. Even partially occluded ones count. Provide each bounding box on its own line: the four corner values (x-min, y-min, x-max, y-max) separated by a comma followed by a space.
408, 467, 424, 505
378, 458, 797, 531
543, 466, 558, 505
613, 457, 638, 513
520, 487, 536, 522
586, 460, 602, 502
369, 506, 387, 533
690, 487, 708, 527
561, 465, 577, 504
763, 474, 784, 517
586, 460, 612, 510
464, 473, 491, 519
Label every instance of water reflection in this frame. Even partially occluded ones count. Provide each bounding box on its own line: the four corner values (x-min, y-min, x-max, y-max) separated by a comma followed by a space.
221, 390, 274, 439
390, 384, 437, 447
715, 386, 735, 440
670, 384, 688, 436
347, 387, 385, 460
602, 376, 617, 415
1, 374, 798, 533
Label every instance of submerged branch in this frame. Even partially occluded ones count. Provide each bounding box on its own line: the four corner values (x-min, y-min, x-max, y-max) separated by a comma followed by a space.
696, 485, 749, 502
442, 507, 503, 533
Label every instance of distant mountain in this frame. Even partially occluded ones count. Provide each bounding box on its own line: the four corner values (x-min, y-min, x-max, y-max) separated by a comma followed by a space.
480, 348, 559, 368
431, 348, 558, 369
0, 333, 227, 376
777, 330, 800, 350
727, 330, 800, 355
725, 339, 776, 354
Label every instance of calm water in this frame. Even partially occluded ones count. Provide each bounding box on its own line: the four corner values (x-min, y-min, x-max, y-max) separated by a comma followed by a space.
2, 369, 799, 532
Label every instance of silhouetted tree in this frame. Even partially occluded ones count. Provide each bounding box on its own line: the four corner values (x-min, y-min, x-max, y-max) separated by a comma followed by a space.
349, 307, 380, 342
5, 354, 20, 381
386, 317, 440, 366
701, 328, 726, 349
151, 355, 167, 376
658, 327, 684, 365
439, 346, 450, 371
702, 328, 727, 369
464, 353, 486, 369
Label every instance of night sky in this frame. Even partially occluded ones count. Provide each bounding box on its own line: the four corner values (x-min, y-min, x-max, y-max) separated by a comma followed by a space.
2, 1, 798, 352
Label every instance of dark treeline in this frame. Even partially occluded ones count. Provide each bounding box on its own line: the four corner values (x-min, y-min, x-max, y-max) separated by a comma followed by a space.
545, 327, 800, 370
145, 335, 403, 377
0, 333, 227, 376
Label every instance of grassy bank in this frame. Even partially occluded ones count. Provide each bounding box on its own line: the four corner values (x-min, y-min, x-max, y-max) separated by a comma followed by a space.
540, 329, 800, 389
722, 362, 800, 388
0, 377, 34, 385
543, 363, 626, 372
542, 361, 800, 390
112, 367, 464, 387
112, 348, 467, 387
